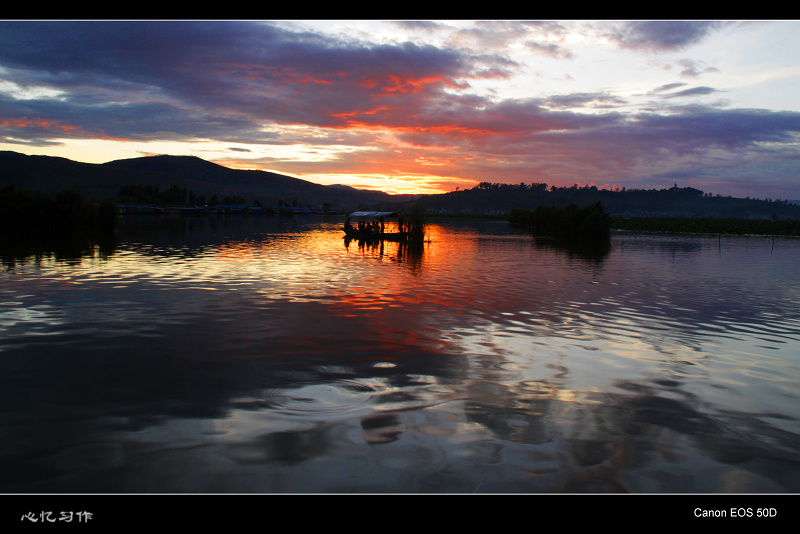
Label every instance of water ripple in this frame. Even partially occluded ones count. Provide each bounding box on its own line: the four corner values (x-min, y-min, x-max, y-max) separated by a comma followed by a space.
263, 379, 380, 419
2, 219, 800, 492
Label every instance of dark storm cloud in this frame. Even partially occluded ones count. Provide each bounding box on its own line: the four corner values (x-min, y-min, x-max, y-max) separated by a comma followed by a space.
528, 106, 800, 162
544, 92, 627, 109
608, 21, 725, 52
0, 21, 477, 141
0, 88, 264, 146
677, 59, 720, 78
0, 21, 265, 93
516, 105, 800, 194
660, 86, 721, 99
628, 107, 800, 151
389, 100, 800, 195
653, 83, 688, 93
0, 20, 797, 198
0, 20, 785, 149
525, 41, 573, 60
390, 21, 447, 33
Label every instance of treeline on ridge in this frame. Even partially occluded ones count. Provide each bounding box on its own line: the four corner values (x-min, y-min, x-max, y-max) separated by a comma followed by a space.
0, 184, 117, 248
118, 184, 245, 206
118, 184, 329, 210
421, 182, 800, 220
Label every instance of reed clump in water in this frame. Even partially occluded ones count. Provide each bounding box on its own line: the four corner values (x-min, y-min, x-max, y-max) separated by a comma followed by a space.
402, 205, 427, 242
509, 202, 611, 241
0, 184, 118, 247
610, 217, 800, 236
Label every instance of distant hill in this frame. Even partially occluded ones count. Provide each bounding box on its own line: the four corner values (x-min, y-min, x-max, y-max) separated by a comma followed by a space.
415, 182, 800, 220
0, 151, 412, 211
3, 151, 798, 219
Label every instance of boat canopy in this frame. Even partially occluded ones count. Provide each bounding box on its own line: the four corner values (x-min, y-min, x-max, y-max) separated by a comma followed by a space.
348, 211, 399, 218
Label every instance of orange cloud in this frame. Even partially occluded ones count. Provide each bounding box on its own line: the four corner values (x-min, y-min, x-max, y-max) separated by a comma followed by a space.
1, 117, 78, 132
1, 116, 137, 142
380, 74, 455, 95
330, 106, 390, 120
356, 72, 458, 96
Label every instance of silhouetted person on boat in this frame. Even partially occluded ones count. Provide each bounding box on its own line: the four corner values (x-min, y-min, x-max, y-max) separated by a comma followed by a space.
345, 216, 353, 232
379, 217, 385, 234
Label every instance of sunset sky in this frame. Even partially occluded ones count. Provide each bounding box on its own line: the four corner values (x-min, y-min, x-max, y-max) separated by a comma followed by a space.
1, 20, 799, 199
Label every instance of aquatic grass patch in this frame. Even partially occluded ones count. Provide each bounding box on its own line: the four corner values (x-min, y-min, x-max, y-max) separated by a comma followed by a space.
509, 202, 612, 241
610, 217, 800, 236
0, 184, 118, 260
403, 204, 428, 242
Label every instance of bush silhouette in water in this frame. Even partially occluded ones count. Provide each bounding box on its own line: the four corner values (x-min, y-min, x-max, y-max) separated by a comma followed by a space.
0, 184, 117, 248
509, 202, 611, 240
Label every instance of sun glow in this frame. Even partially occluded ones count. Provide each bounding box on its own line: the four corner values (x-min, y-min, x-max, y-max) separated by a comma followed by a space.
303, 173, 468, 195
0, 135, 467, 195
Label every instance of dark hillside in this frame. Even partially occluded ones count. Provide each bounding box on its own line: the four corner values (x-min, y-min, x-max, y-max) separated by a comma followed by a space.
102, 154, 321, 205
4, 151, 797, 219
0, 151, 398, 210
0, 151, 118, 201
417, 182, 800, 221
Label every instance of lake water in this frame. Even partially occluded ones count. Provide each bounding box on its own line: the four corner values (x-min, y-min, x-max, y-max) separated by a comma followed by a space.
2, 215, 799, 493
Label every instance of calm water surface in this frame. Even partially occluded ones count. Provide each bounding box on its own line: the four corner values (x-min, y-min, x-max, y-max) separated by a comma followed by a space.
2, 215, 799, 493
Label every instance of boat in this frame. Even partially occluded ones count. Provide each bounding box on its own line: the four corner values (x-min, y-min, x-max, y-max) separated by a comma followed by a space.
343, 211, 407, 241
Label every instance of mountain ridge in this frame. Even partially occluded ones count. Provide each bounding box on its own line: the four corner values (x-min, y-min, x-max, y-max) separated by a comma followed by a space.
2, 151, 798, 220
0, 151, 412, 210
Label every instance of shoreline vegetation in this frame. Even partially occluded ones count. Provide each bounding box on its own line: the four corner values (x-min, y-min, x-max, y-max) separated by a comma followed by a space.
508, 202, 612, 240
2, 179, 799, 263
433, 209, 800, 237
609, 216, 800, 236
0, 184, 117, 260
402, 204, 427, 242
453, 210, 800, 237
3, 152, 799, 239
